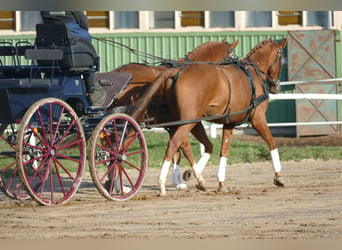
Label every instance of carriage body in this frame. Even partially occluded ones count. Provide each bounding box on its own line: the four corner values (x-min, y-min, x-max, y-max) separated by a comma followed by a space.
0, 24, 147, 205
0, 75, 89, 123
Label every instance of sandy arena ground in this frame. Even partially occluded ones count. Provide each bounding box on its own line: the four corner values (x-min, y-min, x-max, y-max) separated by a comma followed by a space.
0, 153, 341, 239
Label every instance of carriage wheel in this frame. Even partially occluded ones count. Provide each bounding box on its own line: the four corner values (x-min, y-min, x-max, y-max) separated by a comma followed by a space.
88, 113, 148, 201
16, 98, 86, 206
0, 123, 29, 199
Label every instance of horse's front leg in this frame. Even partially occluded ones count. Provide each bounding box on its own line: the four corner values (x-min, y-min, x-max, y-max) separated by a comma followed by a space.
217, 126, 234, 192
251, 114, 284, 187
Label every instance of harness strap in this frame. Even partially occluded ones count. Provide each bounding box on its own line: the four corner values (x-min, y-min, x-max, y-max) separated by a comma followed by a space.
144, 59, 270, 129
217, 66, 232, 116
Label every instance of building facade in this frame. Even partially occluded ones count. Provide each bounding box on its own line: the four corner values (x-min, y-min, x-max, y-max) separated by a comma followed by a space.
1, 11, 341, 135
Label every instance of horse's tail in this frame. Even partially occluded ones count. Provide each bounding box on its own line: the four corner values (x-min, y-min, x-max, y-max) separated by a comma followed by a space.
130, 68, 177, 122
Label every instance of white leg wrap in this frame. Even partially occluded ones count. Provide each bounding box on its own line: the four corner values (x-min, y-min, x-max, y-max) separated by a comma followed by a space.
172, 164, 180, 186
172, 164, 187, 190
217, 157, 227, 182
158, 160, 171, 196
159, 160, 171, 185
271, 148, 282, 173
194, 153, 210, 174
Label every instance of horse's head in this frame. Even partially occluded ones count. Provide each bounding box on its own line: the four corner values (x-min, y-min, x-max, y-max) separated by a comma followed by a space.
185, 39, 239, 63
266, 38, 287, 94
247, 37, 287, 94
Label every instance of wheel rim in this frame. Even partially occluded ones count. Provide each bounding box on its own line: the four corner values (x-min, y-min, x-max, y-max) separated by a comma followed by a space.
89, 113, 147, 201
16, 98, 86, 205
0, 124, 29, 199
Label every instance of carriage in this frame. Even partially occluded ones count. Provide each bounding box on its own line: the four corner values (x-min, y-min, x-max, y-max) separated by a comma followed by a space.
0, 24, 148, 205
0, 22, 287, 205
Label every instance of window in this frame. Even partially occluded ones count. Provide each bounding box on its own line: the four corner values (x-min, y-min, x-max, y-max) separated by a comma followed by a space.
209, 11, 234, 28
180, 11, 204, 27
245, 11, 272, 27
114, 11, 139, 29
0, 11, 15, 30
307, 11, 331, 27
149, 11, 174, 29
20, 11, 42, 31
87, 11, 109, 28
278, 11, 302, 26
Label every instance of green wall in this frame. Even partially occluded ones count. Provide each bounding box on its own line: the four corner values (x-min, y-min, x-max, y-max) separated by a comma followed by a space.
1, 30, 341, 126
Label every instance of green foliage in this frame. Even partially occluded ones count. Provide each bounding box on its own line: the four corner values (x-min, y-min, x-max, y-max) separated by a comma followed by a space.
143, 130, 342, 168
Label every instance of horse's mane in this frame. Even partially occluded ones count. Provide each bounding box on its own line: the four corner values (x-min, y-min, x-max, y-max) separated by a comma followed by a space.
185, 41, 226, 60
246, 38, 275, 58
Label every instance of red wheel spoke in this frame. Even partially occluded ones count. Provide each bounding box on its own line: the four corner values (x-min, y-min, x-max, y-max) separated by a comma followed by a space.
36, 107, 49, 144
125, 149, 144, 157
95, 156, 116, 166
22, 151, 49, 167
120, 165, 134, 188
27, 124, 49, 148
57, 138, 82, 151
51, 104, 61, 145
49, 161, 54, 203
54, 116, 75, 149
98, 161, 116, 183
54, 158, 76, 182
102, 127, 116, 154
56, 153, 82, 163
1, 135, 16, 150
1, 161, 16, 173
35, 163, 50, 196
27, 155, 48, 185
118, 121, 128, 150
122, 132, 138, 153
95, 142, 116, 156
53, 159, 66, 196
113, 119, 120, 150
122, 159, 143, 172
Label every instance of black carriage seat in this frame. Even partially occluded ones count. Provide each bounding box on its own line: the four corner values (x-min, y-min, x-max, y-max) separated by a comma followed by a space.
35, 23, 99, 73
0, 41, 36, 78
0, 42, 16, 65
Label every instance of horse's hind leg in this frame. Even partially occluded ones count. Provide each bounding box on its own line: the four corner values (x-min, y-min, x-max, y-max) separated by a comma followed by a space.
159, 123, 197, 197
189, 122, 214, 191
167, 128, 187, 190
251, 115, 284, 187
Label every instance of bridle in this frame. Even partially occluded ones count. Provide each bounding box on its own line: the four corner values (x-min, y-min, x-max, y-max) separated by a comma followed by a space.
224, 40, 237, 60
246, 45, 283, 94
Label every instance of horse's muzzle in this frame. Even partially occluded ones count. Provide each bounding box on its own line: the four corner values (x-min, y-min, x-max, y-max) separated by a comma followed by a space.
269, 80, 281, 94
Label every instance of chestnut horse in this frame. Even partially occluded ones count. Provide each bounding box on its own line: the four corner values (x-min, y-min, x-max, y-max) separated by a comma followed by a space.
131, 38, 287, 196
111, 39, 239, 190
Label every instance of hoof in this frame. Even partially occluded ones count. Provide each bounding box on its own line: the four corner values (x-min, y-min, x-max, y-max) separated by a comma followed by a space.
196, 182, 207, 192
274, 175, 285, 187
217, 182, 228, 193
182, 170, 192, 181
175, 183, 187, 190
158, 191, 166, 197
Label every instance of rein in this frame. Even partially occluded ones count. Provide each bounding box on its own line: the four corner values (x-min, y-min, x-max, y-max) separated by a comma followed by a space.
92, 36, 173, 64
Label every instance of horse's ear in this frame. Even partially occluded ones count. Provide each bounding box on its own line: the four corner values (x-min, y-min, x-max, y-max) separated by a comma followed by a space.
230, 40, 239, 50
279, 37, 287, 49
222, 38, 227, 43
